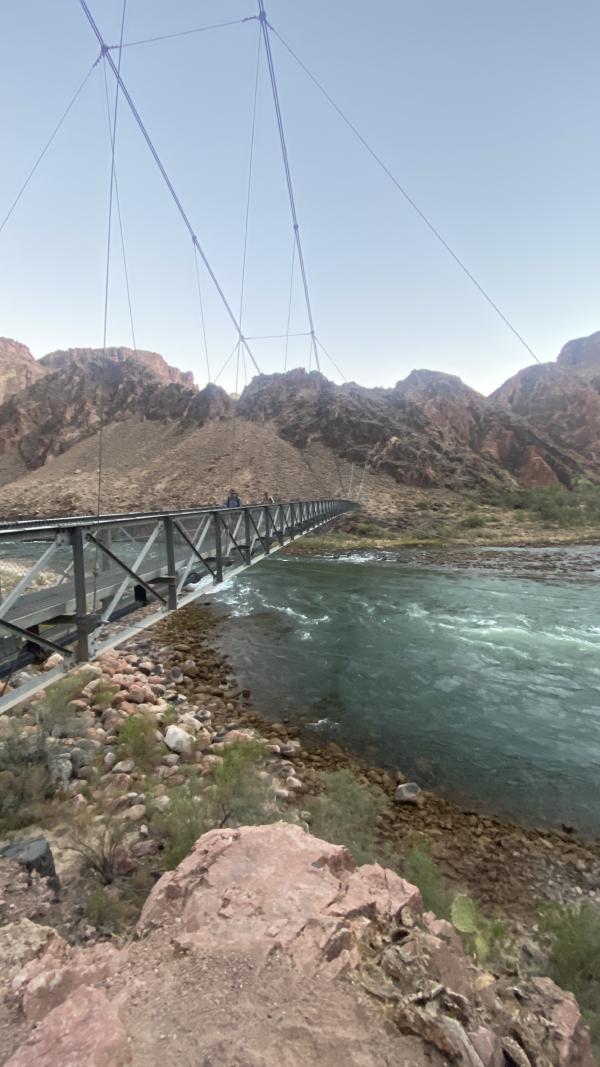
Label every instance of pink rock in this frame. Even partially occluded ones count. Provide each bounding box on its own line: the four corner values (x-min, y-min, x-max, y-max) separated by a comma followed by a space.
139, 823, 421, 978
68, 698, 89, 711
5, 985, 130, 1066
127, 684, 146, 704
118, 701, 140, 717
530, 977, 595, 1065
468, 1026, 504, 1067
13, 938, 120, 1024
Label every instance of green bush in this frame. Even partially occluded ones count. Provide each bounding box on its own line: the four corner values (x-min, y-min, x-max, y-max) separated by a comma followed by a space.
461, 514, 486, 529
539, 902, 600, 1050
155, 739, 281, 869
490, 480, 600, 529
403, 834, 453, 920
86, 867, 154, 934
36, 669, 96, 738
68, 817, 130, 885
0, 728, 54, 831
307, 768, 387, 865
117, 715, 159, 771
90, 681, 118, 710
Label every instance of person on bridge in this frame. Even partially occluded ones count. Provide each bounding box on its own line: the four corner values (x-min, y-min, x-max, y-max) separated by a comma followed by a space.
224, 489, 241, 508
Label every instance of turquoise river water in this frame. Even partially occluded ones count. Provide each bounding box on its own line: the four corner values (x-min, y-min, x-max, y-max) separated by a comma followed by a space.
212, 547, 600, 834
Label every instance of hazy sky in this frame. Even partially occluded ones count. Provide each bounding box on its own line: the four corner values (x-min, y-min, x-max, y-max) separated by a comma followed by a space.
1, 1, 598, 395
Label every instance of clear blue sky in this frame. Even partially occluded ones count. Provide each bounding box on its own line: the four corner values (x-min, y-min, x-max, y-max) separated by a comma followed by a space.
1, 0, 598, 394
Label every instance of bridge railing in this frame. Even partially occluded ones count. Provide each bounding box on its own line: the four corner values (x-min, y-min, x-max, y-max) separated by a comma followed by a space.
0, 498, 355, 711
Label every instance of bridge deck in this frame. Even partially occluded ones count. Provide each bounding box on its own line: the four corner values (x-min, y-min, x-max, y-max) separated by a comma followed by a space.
0, 498, 355, 711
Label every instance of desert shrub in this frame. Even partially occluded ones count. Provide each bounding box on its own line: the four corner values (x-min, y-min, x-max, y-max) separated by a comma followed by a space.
90, 680, 118, 710
117, 715, 159, 771
0, 728, 54, 830
539, 902, 600, 1049
36, 669, 96, 738
210, 739, 275, 827
68, 817, 130, 885
461, 514, 486, 529
155, 739, 281, 869
489, 481, 600, 529
415, 500, 430, 510
86, 885, 132, 933
86, 867, 154, 934
157, 779, 214, 870
307, 768, 387, 865
403, 834, 453, 920
161, 704, 178, 728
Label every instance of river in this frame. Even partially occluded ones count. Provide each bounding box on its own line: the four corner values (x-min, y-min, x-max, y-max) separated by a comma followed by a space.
211, 546, 600, 834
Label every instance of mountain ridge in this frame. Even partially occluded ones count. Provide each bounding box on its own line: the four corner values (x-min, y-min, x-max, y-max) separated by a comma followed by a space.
0, 331, 598, 517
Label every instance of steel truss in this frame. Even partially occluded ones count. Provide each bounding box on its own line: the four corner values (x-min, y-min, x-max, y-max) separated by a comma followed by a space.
0, 498, 355, 711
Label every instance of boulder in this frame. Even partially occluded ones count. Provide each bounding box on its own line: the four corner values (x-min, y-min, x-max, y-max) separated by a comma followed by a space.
164, 724, 193, 755
112, 759, 135, 775
394, 782, 422, 805
5, 984, 130, 1066
0, 838, 60, 894
139, 823, 421, 977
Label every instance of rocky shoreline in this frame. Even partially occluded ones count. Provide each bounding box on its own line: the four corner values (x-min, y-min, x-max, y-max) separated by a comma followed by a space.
1, 600, 600, 1062
1, 597, 599, 928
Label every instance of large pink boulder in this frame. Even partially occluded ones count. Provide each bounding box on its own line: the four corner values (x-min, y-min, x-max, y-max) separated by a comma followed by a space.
139, 822, 421, 977
5, 985, 130, 1066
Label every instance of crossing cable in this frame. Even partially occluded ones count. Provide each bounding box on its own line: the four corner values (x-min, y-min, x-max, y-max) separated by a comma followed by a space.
268, 22, 543, 368
109, 16, 258, 50
257, 1, 321, 373
0, 57, 101, 237
78, 0, 261, 375
102, 59, 136, 351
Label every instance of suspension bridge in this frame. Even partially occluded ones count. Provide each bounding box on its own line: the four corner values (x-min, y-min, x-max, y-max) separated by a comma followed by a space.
0, 498, 355, 711
0, 4, 548, 709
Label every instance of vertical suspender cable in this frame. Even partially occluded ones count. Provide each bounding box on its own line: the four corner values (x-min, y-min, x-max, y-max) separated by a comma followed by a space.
193, 243, 211, 382
283, 234, 295, 371
102, 58, 136, 352
257, 0, 320, 373
93, 0, 127, 609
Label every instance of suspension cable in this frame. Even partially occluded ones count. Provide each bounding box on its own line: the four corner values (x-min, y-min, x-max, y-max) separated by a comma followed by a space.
193, 242, 210, 382
110, 16, 258, 50
102, 59, 136, 351
238, 27, 262, 352
315, 336, 346, 382
214, 341, 240, 384
268, 21, 543, 367
257, 1, 320, 373
93, 0, 127, 609
283, 233, 296, 371
78, 0, 261, 375
0, 57, 100, 237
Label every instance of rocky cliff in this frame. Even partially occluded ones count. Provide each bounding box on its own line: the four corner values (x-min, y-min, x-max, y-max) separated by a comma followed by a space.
0, 352, 228, 473
0, 331, 599, 517
0, 339, 46, 405
239, 365, 595, 490
40, 346, 195, 389
492, 330, 600, 467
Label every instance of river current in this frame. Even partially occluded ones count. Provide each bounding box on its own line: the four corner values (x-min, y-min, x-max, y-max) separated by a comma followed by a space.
212, 547, 600, 834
